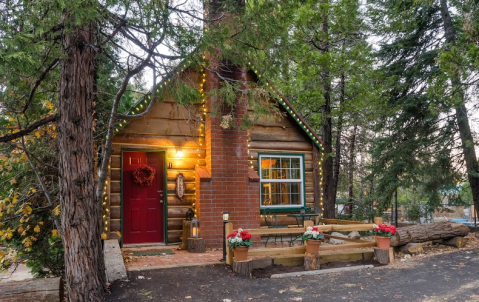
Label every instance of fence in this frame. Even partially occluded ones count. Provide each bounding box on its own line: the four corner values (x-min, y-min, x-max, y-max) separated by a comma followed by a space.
224, 219, 377, 266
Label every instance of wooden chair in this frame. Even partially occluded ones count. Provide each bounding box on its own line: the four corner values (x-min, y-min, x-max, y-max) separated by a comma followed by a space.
262, 209, 291, 247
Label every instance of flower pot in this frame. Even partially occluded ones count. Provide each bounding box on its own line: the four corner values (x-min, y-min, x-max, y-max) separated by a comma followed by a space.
376, 236, 391, 249
233, 246, 249, 261
305, 239, 321, 254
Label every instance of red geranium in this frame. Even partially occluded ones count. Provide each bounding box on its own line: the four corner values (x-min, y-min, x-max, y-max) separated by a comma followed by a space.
227, 228, 253, 247
373, 223, 396, 237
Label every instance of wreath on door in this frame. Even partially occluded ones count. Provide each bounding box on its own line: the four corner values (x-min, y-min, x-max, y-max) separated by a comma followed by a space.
132, 165, 156, 187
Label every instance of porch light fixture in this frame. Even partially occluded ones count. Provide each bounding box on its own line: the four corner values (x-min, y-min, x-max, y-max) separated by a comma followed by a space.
222, 211, 230, 222
190, 217, 200, 238
221, 211, 230, 261
176, 147, 183, 157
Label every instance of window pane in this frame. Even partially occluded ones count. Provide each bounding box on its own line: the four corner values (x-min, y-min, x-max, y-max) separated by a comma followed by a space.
291, 168, 300, 179
291, 158, 300, 168
261, 181, 301, 206
261, 183, 271, 205
261, 157, 272, 179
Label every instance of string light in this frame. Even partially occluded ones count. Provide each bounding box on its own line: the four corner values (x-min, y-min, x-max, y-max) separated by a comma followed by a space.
102, 183, 109, 234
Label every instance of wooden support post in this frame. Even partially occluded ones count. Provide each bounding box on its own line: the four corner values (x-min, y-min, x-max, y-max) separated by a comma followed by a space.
304, 252, 321, 270
225, 222, 234, 266
374, 217, 383, 225
179, 220, 191, 250
187, 237, 206, 253
232, 259, 253, 277
304, 220, 314, 229
0, 277, 64, 302
374, 247, 394, 264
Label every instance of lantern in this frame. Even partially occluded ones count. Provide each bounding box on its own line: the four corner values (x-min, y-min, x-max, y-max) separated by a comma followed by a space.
190, 217, 200, 238
222, 211, 230, 222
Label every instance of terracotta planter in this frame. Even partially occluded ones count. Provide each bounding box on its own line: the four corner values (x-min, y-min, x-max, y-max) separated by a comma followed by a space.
233, 246, 249, 261
376, 236, 391, 249
305, 239, 321, 254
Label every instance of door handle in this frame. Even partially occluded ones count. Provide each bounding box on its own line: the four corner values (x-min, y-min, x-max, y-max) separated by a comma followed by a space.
160, 199, 164, 204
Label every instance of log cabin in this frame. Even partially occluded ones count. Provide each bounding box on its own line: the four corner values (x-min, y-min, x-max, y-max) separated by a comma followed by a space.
103, 3, 324, 248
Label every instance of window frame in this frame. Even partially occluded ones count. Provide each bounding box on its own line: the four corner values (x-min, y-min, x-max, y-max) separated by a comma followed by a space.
258, 153, 306, 211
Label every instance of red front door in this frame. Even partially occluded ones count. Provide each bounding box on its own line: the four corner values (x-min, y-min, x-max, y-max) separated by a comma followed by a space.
123, 151, 165, 244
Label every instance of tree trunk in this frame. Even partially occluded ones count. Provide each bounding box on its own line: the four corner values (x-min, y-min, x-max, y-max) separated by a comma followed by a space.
345, 125, 357, 217
332, 72, 345, 210
232, 259, 253, 278
59, 23, 106, 301
374, 247, 394, 264
390, 222, 469, 247
320, 0, 335, 219
439, 0, 479, 220
187, 238, 206, 253
304, 252, 321, 270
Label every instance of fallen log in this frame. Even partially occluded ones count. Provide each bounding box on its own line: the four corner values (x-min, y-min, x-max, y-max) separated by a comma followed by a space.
0, 277, 63, 302
398, 243, 424, 255
432, 236, 464, 248
391, 222, 469, 247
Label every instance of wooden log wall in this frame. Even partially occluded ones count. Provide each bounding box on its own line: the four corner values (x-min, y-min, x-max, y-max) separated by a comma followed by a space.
109, 71, 203, 244
249, 112, 318, 227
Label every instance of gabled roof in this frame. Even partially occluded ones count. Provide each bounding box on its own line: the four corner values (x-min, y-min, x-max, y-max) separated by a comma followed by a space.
112, 57, 323, 151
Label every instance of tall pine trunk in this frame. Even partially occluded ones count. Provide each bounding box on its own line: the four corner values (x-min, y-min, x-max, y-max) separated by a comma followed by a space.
59, 23, 106, 301
320, 0, 335, 219
439, 0, 479, 220
332, 72, 345, 208
345, 124, 357, 217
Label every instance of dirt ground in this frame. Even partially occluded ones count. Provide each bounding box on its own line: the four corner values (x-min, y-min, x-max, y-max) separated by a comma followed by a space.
251, 232, 479, 278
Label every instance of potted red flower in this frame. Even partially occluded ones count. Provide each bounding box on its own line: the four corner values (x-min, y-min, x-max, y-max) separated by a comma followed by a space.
373, 223, 397, 249
227, 228, 253, 261
302, 226, 324, 254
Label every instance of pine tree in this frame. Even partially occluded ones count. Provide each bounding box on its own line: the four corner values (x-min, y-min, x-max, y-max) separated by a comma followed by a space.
368, 0, 479, 216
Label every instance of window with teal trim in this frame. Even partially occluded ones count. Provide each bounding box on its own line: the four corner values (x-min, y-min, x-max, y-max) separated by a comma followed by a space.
259, 154, 304, 208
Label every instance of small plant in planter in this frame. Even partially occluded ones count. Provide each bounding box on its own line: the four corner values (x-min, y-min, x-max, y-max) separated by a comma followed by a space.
227, 228, 252, 261
372, 223, 397, 237
302, 226, 324, 254
372, 223, 397, 249
227, 228, 253, 247
302, 226, 324, 241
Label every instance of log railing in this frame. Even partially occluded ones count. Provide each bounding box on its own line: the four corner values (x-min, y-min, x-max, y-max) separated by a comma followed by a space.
225, 220, 376, 265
